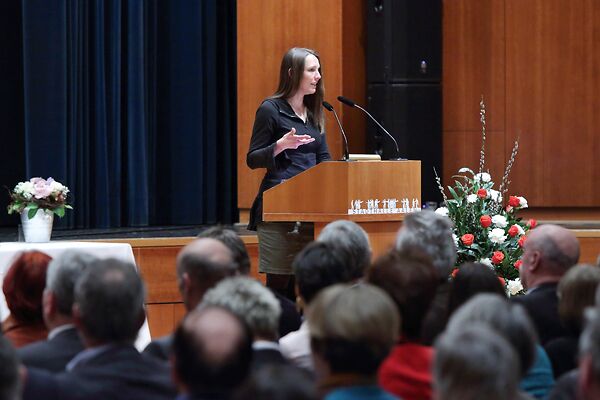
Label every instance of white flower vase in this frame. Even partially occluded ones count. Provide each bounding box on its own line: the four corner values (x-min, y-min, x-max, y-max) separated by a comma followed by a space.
20, 209, 54, 243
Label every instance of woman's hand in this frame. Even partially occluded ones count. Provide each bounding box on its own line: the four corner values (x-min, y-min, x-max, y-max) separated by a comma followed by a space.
273, 128, 315, 156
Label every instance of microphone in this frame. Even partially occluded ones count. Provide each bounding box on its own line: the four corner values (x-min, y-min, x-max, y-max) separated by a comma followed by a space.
337, 96, 404, 160
322, 101, 350, 161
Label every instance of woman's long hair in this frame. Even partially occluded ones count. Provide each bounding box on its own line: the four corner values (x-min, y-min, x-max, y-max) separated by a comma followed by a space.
271, 47, 325, 132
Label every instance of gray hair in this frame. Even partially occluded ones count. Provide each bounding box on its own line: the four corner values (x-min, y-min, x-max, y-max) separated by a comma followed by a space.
395, 210, 456, 277
75, 258, 145, 343
580, 307, 600, 383
434, 324, 520, 400
317, 220, 372, 279
0, 336, 20, 400
446, 293, 537, 378
201, 277, 281, 340
46, 251, 98, 316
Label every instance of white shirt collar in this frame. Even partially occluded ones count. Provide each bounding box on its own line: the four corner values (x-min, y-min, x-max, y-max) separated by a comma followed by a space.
48, 324, 76, 340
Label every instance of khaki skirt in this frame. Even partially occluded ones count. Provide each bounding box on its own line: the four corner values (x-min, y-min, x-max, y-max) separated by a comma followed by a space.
257, 221, 314, 275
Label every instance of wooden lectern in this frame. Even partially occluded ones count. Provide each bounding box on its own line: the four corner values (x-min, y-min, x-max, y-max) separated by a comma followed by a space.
263, 160, 421, 257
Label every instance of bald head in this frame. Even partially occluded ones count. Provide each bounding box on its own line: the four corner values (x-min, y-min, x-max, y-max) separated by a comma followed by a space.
173, 306, 252, 395
176, 238, 238, 310
521, 224, 580, 287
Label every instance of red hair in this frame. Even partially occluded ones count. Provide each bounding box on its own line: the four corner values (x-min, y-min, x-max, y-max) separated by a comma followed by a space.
3, 251, 52, 322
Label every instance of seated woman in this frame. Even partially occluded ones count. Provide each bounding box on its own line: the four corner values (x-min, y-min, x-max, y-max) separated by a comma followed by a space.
308, 283, 399, 400
368, 249, 439, 400
545, 264, 600, 378
2, 251, 52, 348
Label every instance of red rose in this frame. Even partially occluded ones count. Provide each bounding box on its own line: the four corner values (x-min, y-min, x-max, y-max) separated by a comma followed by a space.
514, 260, 523, 270
508, 225, 520, 237
491, 251, 505, 265
461, 234, 475, 246
477, 189, 487, 199
528, 219, 537, 229
518, 236, 527, 247
452, 268, 459, 278
498, 277, 506, 286
508, 196, 520, 207
480, 215, 492, 228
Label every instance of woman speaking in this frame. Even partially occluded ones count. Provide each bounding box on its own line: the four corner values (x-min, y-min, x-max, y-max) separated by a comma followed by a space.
247, 47, 331, 297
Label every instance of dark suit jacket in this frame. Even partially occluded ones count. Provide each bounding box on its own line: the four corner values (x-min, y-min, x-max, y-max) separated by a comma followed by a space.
18, 326, 84, 372
142, 334, 173, 362
23, 344, 176, 400
274, 292, 302, 338
512, 282, 566, 345
252, 347, 288, 372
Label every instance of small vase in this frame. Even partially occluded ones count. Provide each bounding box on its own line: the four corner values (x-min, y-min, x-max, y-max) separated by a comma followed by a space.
20, 209, 54, 243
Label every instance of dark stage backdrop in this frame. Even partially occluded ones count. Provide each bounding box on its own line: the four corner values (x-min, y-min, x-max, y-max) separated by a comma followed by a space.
1, 0, 236, 229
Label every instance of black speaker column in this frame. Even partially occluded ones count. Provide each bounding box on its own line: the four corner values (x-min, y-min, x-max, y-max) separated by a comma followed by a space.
366, 0, 443, 204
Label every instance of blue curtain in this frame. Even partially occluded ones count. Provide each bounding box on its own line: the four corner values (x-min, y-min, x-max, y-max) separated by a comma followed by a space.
18, 0, 236, 229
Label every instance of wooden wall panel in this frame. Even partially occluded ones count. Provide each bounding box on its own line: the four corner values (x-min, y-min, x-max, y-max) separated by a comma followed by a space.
237, 1, 367, 218
444, 0, 600, 214
443, 0, 505, 132
506, 0, 599, 207
237, 1, 344, 211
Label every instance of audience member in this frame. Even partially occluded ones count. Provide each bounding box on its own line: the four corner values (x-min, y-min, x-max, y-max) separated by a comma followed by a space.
233, 365, 317, 400
447, 293, 553, 399
18, 251, 96, 372
395, 210, 457, 345
434, 324, 521, 400
23, 258, 176, 400
447, 262, 506, 315
512, 224, 580, 345
545, 264, 600, 378
368, 249, 439, 399
578, 307, 600, 400
0, 335, 21, 400
201, 276, 286, 371
308, 283, 399, 399
280, 241, 356, 372
143, 238, 237, 360
317, 220, 372, 280
199, 225, 302, 337
172, 306, 253, 400
2, 251, 52, 348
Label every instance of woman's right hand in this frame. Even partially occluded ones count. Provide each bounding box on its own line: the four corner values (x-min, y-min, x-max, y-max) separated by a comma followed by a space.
273, 127, 315, 156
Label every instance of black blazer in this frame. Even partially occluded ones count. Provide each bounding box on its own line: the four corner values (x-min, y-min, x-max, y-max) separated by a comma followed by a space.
251, 347, 288, 372
23, 344, 176, 400
512, 282, 567, 345
18, 326, 84, 373
142, 334, 173, 362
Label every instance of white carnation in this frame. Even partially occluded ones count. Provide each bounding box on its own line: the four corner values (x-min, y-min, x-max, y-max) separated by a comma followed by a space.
517, 196, 528, 209
479, 258, 494, 269
452, 234, 459, 247
435, 207, 449, 217
491, 215, 508, 228
475, 172, 491, 183
488, 228, 507, 244
506, 279, 524, 297
466, 194, 478, 203
489, 189, 501, 202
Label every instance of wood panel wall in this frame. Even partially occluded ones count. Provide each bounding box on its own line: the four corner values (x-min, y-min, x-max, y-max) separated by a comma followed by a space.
237, 0, 367, 218
238, 1, 599, 219
443, 0, 600, 213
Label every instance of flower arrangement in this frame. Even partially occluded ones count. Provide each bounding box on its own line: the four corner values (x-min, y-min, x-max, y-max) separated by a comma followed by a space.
7, 177, 72, 219
434, 99, 534, 296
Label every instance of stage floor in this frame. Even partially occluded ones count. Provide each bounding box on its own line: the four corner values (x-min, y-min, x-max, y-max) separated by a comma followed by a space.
0, 223, 255, 243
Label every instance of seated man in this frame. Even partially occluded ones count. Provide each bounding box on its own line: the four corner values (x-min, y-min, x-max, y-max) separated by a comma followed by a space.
172, 306, 253, 399
18, 251, 96, 372
23, 258, 176, 400
201, 276, 287, 371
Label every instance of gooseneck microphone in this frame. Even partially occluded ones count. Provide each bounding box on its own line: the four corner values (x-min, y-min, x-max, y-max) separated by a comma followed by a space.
322, 101, 350, 161
337, 96, 404, 160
